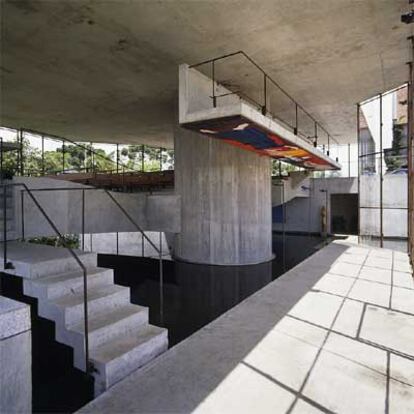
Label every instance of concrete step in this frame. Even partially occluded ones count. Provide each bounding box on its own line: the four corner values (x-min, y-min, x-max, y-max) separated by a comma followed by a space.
0, 242, 98, 278
65, 304, 149, 370
91, 324, 168, 395
24, 267, 114, 300
39, 283, 130, 326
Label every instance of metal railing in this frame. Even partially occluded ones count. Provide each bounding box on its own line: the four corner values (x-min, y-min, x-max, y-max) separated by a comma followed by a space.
1, 126, 173, 179
0, 182, 91, 374
1, 183, 166, 374
19, 186, 165, 321
190, 50, 339, 151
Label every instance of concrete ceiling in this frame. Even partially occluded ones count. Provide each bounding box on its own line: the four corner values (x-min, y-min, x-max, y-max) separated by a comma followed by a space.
0, 0, 412, 148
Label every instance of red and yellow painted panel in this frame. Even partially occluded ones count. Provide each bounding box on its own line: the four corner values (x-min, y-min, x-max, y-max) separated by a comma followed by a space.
184, 115, 337, 170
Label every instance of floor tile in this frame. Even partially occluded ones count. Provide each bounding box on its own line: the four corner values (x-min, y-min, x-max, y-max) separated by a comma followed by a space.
332, 299, 364, 337
275, 316, 327, 349
329, 262, 361, 278
389, 379, 414, 414
292, 399, 323, 413
195, 363, 295, 414
323, 332, 386, 374
392, 287, 414, 315
394, 260, 412, 274
347, 246, 369, 256
360, 306, 414, 357
394, 251, 410, 264
393, 271, 414, 289
390, 354, 414, 386
365, 256, 392, 270
244, 328, 321, 391
369, 249, 393, 259
348, 279, 390, 307
303, 351, 387, 413
359, 266, 392, 284
288, 291, 343, 329
340, 254, 366, 265
313, 274, 354, 297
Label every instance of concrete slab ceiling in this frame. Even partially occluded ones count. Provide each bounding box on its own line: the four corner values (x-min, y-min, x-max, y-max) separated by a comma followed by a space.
1, 0, 412, 147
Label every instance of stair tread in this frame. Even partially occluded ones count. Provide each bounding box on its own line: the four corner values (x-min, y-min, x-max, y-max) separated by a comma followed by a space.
90, 324, 167, 364
53, 284, 128, 308
33, 266, 111, 286
69, 303, 147, 335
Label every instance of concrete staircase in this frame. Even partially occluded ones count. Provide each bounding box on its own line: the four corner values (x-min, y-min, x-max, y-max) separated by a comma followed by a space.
1, 242, 168, 396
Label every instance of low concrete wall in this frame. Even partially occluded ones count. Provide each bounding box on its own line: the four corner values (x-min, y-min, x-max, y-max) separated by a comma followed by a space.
272, 177, 358, 234
0, 296, 31, 413
10, 177, 181, 238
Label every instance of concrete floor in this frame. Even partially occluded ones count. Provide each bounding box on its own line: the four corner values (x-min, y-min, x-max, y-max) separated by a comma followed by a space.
79, 238, 414, 413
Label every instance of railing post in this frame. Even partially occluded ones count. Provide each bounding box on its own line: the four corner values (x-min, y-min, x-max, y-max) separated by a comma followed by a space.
41, 135, 45, 176
212, 60, 216, 108
116, 144, 119, 174
81, 189, 85, 251
62, 139, 65, 174
2, 184, 6, 272
294, 104, 298, 135
314, 123, 318, 148
262, 74, 267, 115
159, 231, 164, 326
82, 267, 90, 375
21, 190, 25, 241
0, 137, 3, 184
19, 129, 24, 176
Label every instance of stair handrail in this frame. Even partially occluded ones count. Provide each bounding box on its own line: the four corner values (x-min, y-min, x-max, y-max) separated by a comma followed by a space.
20, 186, 165, 322
0, 182, 91, 376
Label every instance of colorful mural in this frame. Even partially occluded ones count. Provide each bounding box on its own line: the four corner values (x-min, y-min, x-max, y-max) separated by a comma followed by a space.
184, 115, 338, 170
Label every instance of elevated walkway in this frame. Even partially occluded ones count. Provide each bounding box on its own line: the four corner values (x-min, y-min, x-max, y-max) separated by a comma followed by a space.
179, 53, 341, 171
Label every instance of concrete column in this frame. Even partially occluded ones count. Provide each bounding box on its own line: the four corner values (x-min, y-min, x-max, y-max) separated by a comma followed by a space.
174, 127, 272, 265
0, 296, 32, 413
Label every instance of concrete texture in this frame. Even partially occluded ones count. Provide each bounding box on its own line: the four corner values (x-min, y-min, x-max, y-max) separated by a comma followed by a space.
174, 126, 272, 265
83, 231, 172, 259
0, 242, 168, 396
0, 297, 31, 413
78, 238, 414, 414
273, 176, 358, 234
1, 1, 409, 146
10, 177, 180, 238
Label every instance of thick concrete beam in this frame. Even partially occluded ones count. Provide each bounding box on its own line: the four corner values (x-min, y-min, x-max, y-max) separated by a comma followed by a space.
0, 296, 32, 413
174, 127, 272, 265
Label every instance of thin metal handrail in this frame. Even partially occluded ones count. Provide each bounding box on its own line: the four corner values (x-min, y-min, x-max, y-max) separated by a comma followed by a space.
20, 186, 164, 322
1, 182, 91, 375
189, 50, 340, 147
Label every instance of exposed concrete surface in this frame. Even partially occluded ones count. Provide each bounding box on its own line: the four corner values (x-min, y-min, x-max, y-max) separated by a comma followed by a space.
0, 242, 168, 397
9, 177, 181, 238
1, 1, 410, 146
78, 238, 414, 413
273, 176, 358, 234
0, 296, 31, 413
174, 126, 272, 265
